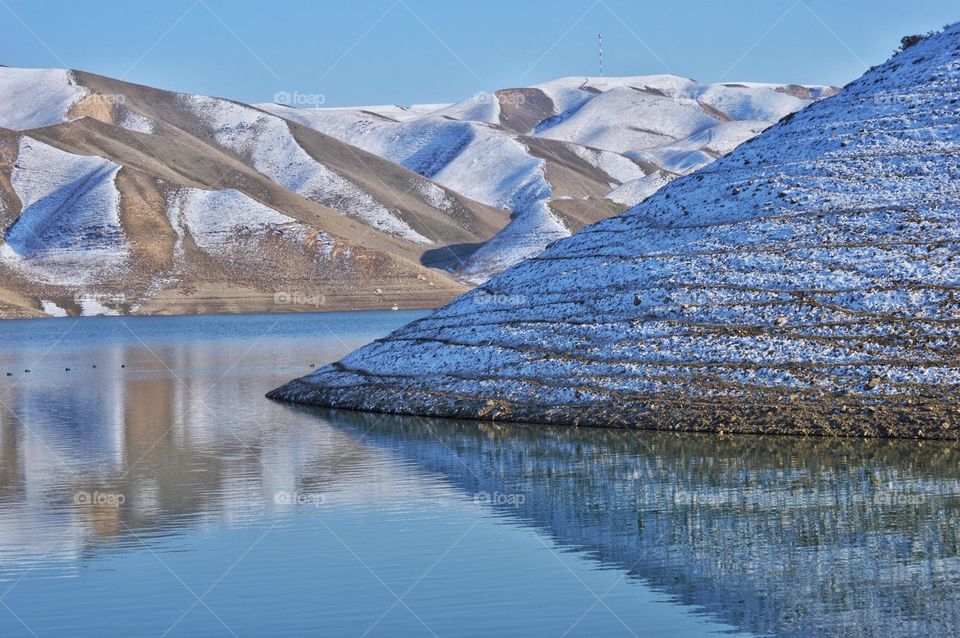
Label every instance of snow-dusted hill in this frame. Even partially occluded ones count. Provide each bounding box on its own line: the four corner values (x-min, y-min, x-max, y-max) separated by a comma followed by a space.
0, 64, 830, 317
261, 76, 833, 281
270, 24, 960, 439
0, 68, 509, 317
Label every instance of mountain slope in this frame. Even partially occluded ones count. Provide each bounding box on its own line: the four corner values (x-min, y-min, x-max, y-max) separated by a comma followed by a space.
270, 24, 960, 439
0, 68, 509, 317
261, 76, 834, 281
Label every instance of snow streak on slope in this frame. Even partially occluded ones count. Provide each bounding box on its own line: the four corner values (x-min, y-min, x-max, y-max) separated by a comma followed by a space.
0, 138, 127, 286
566, 144, 644, 184
270, 25, 960, 439
260, 103, 557, 281
431, 92, 501, 123
181, 95, 431, 244
455, 200, 567, 284
166, 187, 334, 258
605, 171, 671, 206
263, 106, 551, 216
0, 68, 88, 130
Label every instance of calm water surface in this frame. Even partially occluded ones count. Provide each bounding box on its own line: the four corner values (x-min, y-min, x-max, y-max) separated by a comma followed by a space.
0, 312, 958, 637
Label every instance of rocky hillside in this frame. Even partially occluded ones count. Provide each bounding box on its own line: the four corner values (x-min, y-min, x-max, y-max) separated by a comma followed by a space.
270, 24, 960, 439
0, 68, 506, 317
261, 76, 834, 281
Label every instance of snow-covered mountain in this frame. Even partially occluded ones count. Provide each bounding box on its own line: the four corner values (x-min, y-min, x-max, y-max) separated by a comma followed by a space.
0, 65, 831, 317
0, 67, 507, 317
270, 24, 960, 439
261, 76, 834, 281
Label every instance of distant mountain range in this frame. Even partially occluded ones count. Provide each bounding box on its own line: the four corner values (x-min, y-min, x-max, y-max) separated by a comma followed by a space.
261, 77, 835, 282
0, 66, 832, 317
269, 24, 960, 439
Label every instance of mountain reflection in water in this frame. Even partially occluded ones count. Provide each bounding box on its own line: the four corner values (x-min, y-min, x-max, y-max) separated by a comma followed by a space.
0, 313, 956, 636
318, 409, 960, 637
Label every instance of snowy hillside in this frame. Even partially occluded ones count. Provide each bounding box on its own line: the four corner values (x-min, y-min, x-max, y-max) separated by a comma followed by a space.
0, 63, 830, 317
181, 94, 434, 244
261, 76, 833, 281
270, 24, 960, 440
0, 68, 506, 317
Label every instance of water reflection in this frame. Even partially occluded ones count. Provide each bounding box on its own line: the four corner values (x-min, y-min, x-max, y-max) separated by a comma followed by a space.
0, 314, 957, 636
0, 314, 410, 573
315, 410, 960, 638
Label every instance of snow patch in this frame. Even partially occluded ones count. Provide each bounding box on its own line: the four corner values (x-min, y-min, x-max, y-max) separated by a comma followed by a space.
119, 110, 155, 134
166, 186, 334, 257
40, 300, 68, 317
0, 138, 127, 286
606, 172, 672, 205
78, 297, 120, 317
0, 68, 88, 130
181, 95, 431, 244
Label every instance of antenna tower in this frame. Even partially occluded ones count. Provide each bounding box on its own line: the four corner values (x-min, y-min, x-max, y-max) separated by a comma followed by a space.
598, 33, 604, 77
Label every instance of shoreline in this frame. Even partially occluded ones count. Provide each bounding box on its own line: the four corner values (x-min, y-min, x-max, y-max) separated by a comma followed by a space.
268, 378, 960, 440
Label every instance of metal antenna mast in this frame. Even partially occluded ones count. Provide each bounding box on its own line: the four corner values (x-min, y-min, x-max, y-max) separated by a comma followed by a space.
598, 33, 604, 77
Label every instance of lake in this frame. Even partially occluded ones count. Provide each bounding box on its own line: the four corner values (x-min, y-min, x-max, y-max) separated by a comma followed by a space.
0, 311, 957, 637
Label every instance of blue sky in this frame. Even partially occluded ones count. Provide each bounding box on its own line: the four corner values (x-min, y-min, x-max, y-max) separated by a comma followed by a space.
0, 0, 954, 106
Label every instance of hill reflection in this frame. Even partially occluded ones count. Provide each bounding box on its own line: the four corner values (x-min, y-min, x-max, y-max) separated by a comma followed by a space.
0, 313, 958, 636
321, 408, 960, 638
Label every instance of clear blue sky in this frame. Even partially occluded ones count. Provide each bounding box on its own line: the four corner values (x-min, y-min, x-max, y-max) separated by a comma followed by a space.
0, 0, 954, 106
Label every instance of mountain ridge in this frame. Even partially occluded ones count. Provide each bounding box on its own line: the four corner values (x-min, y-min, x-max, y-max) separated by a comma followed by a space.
0, 65, 833, 317
260, 74, 835, 282
0, 66, 508, 317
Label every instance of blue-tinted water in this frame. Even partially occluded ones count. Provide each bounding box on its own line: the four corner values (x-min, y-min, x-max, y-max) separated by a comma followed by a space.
0, 312, 957, 637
